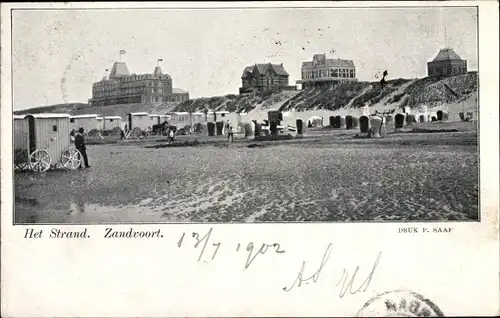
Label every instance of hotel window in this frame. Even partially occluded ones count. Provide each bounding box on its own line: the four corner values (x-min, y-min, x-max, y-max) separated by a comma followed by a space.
333, 69, 338, 77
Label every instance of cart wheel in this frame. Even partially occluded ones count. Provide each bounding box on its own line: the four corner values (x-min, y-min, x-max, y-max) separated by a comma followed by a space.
61, 148, 82, 170
29, 149, 51, 172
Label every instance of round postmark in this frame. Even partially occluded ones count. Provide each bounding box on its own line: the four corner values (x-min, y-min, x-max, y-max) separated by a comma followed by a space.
356, 290, 444, 317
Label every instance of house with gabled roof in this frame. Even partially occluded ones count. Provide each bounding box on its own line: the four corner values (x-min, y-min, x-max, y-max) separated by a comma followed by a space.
427, 48, 468, 77
239, 63, 293, 94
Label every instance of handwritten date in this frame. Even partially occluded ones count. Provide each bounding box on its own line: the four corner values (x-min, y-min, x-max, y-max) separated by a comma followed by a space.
177, 228, 285, 269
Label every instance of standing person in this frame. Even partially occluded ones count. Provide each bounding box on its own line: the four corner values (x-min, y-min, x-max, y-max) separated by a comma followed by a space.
120, 128, 125, 140
74, 127, 91, 168
70, 129, 76, 143
227, 125, 234, 142
169, 128, 175, 143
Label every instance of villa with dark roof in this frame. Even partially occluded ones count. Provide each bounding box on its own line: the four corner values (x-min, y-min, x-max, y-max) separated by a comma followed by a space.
427, 48, 468, 77
296, 53, 357, 88
89, 61, 189, 107
239, 63, 295, 94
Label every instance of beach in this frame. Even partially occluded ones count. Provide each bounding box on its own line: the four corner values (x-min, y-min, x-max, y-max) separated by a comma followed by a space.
14, 120, 478, 224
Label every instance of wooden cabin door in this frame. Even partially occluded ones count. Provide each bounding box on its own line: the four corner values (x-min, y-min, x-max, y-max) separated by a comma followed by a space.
28, 116, 36, 154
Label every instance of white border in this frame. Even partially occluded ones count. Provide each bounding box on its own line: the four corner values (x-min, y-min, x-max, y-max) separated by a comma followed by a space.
1, 2, 499, 317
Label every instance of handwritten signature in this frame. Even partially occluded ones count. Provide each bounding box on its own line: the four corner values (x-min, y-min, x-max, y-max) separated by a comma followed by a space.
283, 243, 382, 298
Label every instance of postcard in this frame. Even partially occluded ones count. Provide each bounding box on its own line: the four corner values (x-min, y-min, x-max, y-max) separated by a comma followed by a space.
1, 1, 499, 317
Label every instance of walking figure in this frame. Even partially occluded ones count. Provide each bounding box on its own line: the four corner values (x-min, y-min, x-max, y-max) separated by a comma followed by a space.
227, 125, 234, 142
74, 127, 91, 168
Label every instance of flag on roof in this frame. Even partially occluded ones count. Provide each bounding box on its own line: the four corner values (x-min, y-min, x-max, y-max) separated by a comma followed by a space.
120, 50, 126, 55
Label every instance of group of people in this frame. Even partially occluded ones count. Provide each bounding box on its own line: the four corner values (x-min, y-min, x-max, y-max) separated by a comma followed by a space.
70, 128, 91, 169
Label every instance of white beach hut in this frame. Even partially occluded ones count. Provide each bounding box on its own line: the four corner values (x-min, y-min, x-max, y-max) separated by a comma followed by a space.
13, 115, 29, 167
168, 112, 190, 127
96, 116, 104, 131
103, 116, 122, 130
126, 112, 150, 131
148, 114, 161, 125
70, 114, 99, 132
15, 113, 82, 172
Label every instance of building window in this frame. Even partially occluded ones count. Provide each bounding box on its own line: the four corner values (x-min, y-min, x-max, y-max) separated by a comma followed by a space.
52, 125, 58, 132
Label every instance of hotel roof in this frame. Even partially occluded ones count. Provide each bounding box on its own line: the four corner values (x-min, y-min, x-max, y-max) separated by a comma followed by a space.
302, 58, 355, 68
109, 62, 130, 78
431, 48, 464, 62
241, 63, 289, 78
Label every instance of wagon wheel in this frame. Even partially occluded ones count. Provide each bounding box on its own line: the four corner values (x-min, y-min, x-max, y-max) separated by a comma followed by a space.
29, 149, 51, 172
61, 148, 82, 170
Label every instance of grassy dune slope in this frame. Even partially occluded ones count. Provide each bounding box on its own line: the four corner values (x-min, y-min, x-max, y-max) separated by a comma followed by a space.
15, 72, 477, 118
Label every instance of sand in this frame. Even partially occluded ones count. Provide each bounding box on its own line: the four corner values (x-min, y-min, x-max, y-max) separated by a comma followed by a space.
14, 122, 478, 223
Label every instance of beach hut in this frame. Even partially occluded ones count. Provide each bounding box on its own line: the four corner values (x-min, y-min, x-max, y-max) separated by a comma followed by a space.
192, 112, 204, 125
17, 113, 82, 172
345, 115, 359, 130
296, 119, 304, 136
395, 113, 405, 130
96, 117, 104, 131
149, 114, 161, 125
437, 110, 448, 121
329, 116, 335, 127
127, 112, 149, 131
332, 116, 340, 128
168, 112, 190, 127
253, 121, 262, 137
14, 115, 29, 169
207, 122, 216, 136
70, 114, 99, 132
332, 115, 346, 128
103, 116, 122, 130
359, 116, 370, 133
244, 122, 255, 138
406, 114, 417, 125
369, 116, 384, 138
216, 121, 225, 136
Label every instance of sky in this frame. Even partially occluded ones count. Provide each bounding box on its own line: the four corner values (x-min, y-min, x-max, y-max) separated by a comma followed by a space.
12, 6, 478, 110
